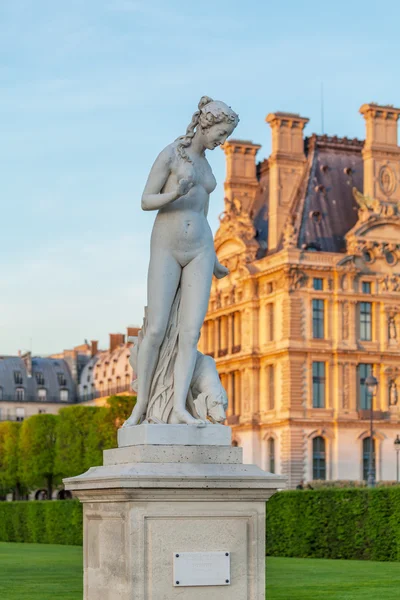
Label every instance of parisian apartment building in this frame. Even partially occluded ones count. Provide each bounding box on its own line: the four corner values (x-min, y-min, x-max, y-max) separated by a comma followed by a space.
198, 102, 400, 488
0, 328, 138, 422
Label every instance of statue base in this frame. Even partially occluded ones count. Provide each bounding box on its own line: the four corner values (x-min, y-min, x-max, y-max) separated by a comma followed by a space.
64, 425, 285, 600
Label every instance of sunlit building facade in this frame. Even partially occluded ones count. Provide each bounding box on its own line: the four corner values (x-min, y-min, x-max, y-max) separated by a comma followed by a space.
199, 103, 400, 487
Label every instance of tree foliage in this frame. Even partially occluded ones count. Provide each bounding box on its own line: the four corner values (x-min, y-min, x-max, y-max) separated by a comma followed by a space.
19, 415, 59, 498
0, 422, 26, 499
0, 395, 137, 496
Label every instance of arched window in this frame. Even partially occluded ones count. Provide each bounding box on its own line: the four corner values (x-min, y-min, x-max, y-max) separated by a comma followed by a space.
363, 437, 375, 481
268, 438, 275, 473
116, 376, 121, 393
312, 436, 326, 480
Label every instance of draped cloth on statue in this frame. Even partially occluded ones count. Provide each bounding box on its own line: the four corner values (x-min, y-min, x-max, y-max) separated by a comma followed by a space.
130, 288, 227, 425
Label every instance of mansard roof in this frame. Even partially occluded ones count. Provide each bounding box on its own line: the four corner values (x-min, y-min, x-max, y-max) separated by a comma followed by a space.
0, 354, 76, 403
253, 134, 365, 256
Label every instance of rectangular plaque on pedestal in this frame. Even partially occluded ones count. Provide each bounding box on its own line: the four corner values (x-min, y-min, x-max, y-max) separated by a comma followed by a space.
173, 551, 230, 587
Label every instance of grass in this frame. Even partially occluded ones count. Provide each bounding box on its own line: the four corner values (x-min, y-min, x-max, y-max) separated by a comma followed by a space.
0, 542, 82, 600
1, 543, 400, 599
267, 557, 400, 599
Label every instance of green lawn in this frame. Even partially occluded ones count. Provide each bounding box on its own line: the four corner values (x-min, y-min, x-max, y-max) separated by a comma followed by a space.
1, 543, 400, 599
267, 557, 400, 599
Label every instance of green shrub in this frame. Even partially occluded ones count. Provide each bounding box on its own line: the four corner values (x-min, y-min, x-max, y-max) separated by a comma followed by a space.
0, 501, 82, 545
266, 488, 400, 561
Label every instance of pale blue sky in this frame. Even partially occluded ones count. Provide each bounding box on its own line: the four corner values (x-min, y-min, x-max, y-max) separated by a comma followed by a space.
1, 0, 400, 355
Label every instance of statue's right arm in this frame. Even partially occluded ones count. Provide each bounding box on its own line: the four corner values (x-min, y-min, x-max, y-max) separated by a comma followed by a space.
141, 147, 177, 211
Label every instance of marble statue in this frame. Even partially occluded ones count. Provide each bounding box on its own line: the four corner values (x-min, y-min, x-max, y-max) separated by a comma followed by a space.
123, 96, 239, 427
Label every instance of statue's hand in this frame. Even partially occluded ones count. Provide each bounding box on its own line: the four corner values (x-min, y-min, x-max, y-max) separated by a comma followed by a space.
174, 178, 194, 199
213, 258, 229, 279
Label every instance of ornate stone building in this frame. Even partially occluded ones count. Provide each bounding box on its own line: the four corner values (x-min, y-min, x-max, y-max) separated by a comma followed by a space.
199, 103, 400, 487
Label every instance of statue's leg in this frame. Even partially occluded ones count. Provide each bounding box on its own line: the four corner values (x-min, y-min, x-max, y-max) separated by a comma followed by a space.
172, 250, 214, 424
123, 249, 181, 427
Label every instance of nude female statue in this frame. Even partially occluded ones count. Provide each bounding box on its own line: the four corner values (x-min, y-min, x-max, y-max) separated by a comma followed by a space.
124, 96, 239, 427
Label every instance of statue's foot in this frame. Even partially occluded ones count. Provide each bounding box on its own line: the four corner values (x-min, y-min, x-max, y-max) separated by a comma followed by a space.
122, 406, 145, 428
173, 409, 207, 427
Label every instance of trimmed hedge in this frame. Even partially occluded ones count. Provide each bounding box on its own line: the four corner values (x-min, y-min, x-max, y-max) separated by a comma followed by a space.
0, 501, 82, 546
266, 488, 400, 562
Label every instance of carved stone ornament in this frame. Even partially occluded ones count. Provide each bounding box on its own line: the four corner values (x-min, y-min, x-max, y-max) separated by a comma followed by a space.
282, 218, 298, 249
379, 165, 397, 197
214, 195, 258, 262
122, 95, 239, 427
379, 275, 400, 293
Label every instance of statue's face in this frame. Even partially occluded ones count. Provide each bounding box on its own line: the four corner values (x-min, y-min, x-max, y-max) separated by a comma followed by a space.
203, 121, 236, 150
206, 391, 227, 423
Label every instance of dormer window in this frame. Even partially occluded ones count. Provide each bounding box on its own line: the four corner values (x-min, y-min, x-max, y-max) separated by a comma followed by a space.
57, 372, 67, 386
14, 371, 23, 385
35, 372, 45, 386
385, 251, 396, 265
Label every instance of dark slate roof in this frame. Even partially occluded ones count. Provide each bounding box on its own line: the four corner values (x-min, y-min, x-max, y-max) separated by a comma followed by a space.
252, 134, 364, 255
0, 355, 76, 403
298, 135, 363, 253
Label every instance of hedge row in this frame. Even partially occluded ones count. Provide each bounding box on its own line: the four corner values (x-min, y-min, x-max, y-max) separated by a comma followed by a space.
0, 500, 82, 546
2, 487, 400, 560
266, 487, 400, 562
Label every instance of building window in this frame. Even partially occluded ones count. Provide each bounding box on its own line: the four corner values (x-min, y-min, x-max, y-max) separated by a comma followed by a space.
313, 278, 323, 291
35, 372, 45, 385
60, 389, 69, 402
312, 299, 324, 339
38, 409, 46, 414
16, 407, 25, 422
15, 388, 25, 401
363, 437, 375, 481
360, 302, 372, 341
37, 388, 47, 402
107, 380, 112, 395
312, 436, 326, 480
312, 362, 326, 408
268, 438, 275, 473
57, 372, 67, 386
14, 371, 23, 385
87, 375, 90, 383
362, 281, 371, 294
267, 304, 275, 341
358, 364, 373, 409
0, 387, 2, 400
267, 365, 275, 410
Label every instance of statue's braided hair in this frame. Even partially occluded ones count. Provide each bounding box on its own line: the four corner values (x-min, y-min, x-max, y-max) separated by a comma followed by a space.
176, 96, 239, 163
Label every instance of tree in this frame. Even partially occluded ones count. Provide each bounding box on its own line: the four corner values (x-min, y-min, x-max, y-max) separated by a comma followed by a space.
19, 414, 59, 499
54, 405, 102, 478
0, 422, 26, 500
85, 395, 137, 467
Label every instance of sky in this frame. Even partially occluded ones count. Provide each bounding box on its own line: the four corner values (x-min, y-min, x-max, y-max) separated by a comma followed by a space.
1, 0, 400, 355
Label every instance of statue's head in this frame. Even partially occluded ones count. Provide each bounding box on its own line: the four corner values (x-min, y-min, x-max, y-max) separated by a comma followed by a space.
177, 96, 239, 162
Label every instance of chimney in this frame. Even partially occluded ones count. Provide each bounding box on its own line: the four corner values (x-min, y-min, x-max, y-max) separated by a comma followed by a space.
266, 112, 309, 250
222, 140, 261, 212
91, 340, 98, 357
127, 326, 140, 340
360, 103, 400, 202
109, 333, 125, 353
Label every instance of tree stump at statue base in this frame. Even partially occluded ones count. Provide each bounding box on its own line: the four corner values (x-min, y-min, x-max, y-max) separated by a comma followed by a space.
64, 425, 285, 600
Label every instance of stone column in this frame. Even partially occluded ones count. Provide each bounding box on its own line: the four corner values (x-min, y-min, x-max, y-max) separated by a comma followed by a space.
64, 425, 284, 600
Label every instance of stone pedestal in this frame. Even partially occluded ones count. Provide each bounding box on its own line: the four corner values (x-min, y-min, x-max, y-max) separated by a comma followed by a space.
64, 425, 285, 600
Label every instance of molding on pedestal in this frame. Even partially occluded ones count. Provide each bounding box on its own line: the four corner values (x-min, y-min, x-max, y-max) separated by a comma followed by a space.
117, 423, 232, 447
